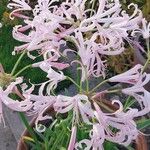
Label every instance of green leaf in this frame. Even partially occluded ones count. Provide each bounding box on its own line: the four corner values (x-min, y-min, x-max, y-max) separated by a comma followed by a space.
104, 141, 118, 150
124, 96, 136, 111
60, 147, 66, 150
137, 118, 150, 130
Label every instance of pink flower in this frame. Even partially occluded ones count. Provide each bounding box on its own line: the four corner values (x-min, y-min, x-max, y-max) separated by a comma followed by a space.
54, 94, 94, 124
132, 18, 150, 39
93, 102, 138, 146
22, 84, 56, 132
75, 123, 105, 150
141, 18, 150, 39
32, 49, 69, 71
74, 31, 106, 80
47, 68, 66, 85
68, 126, 77, 150
76, 102, 138, 150
12, 22, 61, 53
25, 94, 56, 132
33, 61, 69, 71
0, 78, 33, 126
86, 28, 125, 55
0, 77, 32, 111
36, 67, 66, 95
122, 73, 150, 117
7, 0, 31, 19
31, 50, 67, 94
11, 12, 30, 20
79, 2, 142, 33
109, 64, 143, 84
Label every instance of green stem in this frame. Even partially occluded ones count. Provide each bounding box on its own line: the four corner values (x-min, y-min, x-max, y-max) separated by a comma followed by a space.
146, 38, 150, 54
66, 76, 81, 90
76, 55, 82, 92
51, 128, 65, 150
124, 96, 131, 110
90, 0, 96, 17
123, 96, 135, 111
106, 89, 121, 94
14, 64, 32, 77
90, 79, 108, 93
80, 80, 83, 92
19, 112, 41, 149
77, 69, 80, 90
86, 77, 89, 93
142, 58, 150, 72
84, 67, 89, 93
95, 101, 114, 113
142, 39, 150, 72
11, 51, 26, 76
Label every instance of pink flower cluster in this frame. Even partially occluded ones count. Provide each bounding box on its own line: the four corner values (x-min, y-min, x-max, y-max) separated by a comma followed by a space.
8, 0, 145, 79
0, 0, 150, 149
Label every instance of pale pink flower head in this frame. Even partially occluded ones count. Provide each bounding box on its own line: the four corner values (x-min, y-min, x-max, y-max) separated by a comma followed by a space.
7, 0, 32, 19
54, 94, 94, 124
26, 94, 56, 132
0, 77, 32, 111
109, 64, 143, 84
46, 68, 66, 88
33, 61, 69, 72
32, 49, 69, 71
75, 101, 138, 150
0, 77, 33, 126
132, 18, 150, 39
74, 31, 106, 81
22, 84, 56, 132
93, 102, 138, 146
141, 18, 150, 39
36, 72, 66, 96
122, 73, 150, 117
86, 28, 125, 56
75, 123, 105, 150
33, 55, 67, 95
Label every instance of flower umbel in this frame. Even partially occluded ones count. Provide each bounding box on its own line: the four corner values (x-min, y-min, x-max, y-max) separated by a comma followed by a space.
0, 0, 149, 150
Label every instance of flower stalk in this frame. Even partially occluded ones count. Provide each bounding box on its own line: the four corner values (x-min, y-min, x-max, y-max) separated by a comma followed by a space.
11, 51, 26, 76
